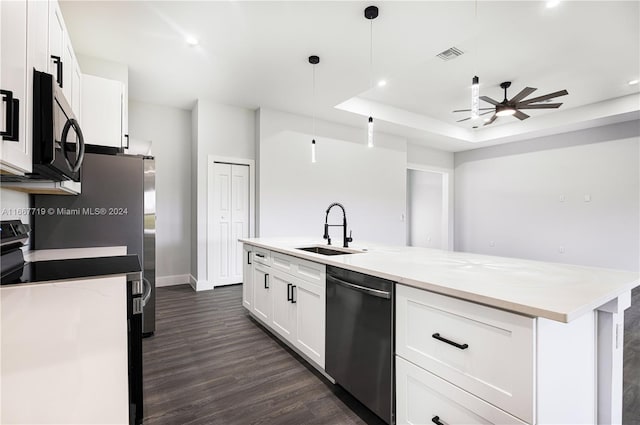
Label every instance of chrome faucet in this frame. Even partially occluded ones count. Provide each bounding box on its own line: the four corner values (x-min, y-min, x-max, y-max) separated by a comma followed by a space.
323, 202, 353, 248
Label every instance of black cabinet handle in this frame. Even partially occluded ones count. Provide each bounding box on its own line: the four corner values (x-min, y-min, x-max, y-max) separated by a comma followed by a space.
291, 285, 297, 303
432, 333, 468, 350
124, 134, 129, 149
432, 416, 445, 425
0, 90, 18, 141
247, 251, 252, 265
255, 253, 265, 258
264, 273, 269, 289
287, 283, 292, 301
51, 55, 63, 88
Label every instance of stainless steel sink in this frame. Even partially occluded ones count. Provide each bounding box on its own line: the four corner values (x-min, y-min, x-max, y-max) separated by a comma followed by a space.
296, 246, 360, 256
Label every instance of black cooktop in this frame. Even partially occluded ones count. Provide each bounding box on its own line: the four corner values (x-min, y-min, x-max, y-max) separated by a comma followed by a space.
0, 255, 141, 286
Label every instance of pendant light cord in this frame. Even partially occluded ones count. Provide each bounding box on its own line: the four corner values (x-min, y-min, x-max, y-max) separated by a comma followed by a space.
312, 63, 316, 137
369, 19, 373, 90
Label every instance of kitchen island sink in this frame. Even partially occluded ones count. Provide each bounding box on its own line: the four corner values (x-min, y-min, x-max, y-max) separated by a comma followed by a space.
296, 246, 361, 256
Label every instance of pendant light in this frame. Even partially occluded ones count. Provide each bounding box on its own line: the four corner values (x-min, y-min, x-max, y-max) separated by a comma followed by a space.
470, 1, 480, 119
364, 5, 378, 148
309, 55, 320, 163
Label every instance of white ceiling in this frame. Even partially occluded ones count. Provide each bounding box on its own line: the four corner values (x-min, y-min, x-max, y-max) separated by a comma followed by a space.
60, 1, 640, 152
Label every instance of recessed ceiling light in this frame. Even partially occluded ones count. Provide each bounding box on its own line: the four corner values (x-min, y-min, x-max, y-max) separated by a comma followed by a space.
186, 36, 199, 47
628, 79, 639, 86
377, 80, 387, 87
546, 0, 560, 8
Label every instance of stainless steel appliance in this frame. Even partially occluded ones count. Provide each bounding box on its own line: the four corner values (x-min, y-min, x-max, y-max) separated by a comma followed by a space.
33, 150, 156, 335
2, 70, 85, 182
326, 265, 395, 424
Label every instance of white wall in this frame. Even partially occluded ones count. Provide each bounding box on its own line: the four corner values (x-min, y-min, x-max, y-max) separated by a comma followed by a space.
128, 100, 192, 286
191, 100, 256, 290
407, 143, 454, 170
258, 108, 407, 246
407, 170, 444, 249
454, 120, 640, 272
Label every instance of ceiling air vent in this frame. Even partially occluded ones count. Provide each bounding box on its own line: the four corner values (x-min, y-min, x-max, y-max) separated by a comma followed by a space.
436, 47, 464, 61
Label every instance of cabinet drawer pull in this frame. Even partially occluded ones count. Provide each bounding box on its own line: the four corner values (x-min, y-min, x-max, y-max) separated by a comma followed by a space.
51, 55, 63, 88
247, 251, 252, 265
264, 273, 269, 289
124, 134, 129, 149
287, 283, 292, 301
431, 415, 446, 425
255, 253, 265, 258
291, 285, 297, 304
0, 90, 18, 142
432, 333, 468, 350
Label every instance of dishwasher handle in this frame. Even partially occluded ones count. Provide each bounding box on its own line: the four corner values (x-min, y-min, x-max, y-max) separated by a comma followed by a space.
327, 274, 391, 299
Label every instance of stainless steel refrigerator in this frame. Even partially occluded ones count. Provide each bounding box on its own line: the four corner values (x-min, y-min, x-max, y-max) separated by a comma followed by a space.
33, 151, 156, 336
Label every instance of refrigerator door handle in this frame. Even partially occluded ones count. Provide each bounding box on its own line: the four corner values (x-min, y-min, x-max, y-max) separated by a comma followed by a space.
142, 278, 152, 306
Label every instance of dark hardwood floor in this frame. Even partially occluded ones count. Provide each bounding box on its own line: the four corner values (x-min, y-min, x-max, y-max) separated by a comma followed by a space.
624, 286, 640, 424
143, 284, 386, 425
144, 284, 640, 424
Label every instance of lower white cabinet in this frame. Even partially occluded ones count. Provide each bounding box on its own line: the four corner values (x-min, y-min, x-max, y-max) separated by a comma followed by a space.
252, 263, 271, 323
243, 245, 326, 369
242, 245, 253, 309
396, 356, 526, 425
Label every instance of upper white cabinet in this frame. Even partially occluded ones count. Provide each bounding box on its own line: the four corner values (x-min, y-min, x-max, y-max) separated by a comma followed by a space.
48, 0, 81, 118
0, 0, 80, 176
0, 0, 30, 174
81, 74, 126, 149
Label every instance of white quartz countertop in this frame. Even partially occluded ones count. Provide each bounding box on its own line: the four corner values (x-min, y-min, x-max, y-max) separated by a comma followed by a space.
240, 238, 639, 323
24, 246, 127, 262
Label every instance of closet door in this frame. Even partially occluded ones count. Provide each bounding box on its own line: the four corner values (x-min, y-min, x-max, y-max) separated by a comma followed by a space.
211, 162, 249, 286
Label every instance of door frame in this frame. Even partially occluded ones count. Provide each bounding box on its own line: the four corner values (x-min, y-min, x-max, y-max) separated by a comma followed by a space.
406, 163, 454, 251
207, 155, 255, 287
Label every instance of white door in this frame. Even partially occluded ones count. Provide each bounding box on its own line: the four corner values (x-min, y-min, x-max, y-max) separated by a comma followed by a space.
407, 169, 449, 250
270, 270, 296, 342
252, 265, 271, 323
294, 279, 325, 368
211, 162, 249, 286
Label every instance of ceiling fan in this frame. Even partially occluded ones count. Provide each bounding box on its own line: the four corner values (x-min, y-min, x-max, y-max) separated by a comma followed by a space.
453, 81, 569, 126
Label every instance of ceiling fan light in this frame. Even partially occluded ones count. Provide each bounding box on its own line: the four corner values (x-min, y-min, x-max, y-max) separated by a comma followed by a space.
496, 106, 516, 117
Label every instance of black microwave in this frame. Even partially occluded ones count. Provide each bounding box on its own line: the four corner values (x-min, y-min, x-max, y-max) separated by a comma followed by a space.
32, 70, 85, 182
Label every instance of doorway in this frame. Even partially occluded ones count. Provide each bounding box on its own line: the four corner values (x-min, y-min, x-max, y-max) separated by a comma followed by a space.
406, 166, 452, 250
208, 157, 255, 287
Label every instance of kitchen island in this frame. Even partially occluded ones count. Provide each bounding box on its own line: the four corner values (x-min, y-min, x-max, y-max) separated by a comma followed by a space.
240, 237, 639, 425
0, 247, 141, 425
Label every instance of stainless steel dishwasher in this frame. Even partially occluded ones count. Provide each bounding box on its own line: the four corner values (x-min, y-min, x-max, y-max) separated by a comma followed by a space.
326, 265, 394, 424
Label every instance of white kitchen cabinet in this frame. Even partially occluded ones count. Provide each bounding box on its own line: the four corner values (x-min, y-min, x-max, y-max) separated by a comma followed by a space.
252, 264, 272, 324
293, 278, 325, 367
0, 0, 30, 175
243, 244, 326, 369
48, 0, 81, 113
396, 284, 535, 423
242, 245, 254, 310
81, 74, 125, 148
396, 356, 527, 425
270, 270, 297, 341
396, 283, 602, 424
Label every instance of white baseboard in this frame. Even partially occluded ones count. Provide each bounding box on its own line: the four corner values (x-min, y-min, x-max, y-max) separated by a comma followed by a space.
156, 274, 191, 287
189, 275, 197, 291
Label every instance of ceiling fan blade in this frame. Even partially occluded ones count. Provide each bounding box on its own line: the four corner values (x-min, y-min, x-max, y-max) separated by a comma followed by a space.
456, 117, 472, 122
509, 87, 537, 103
480, 110, 494, 116
513, 110, 530, 120
519, 89, 568, 104
517, 103, 563, 109
452, 107, 494, 113
483, 114, 498, 126
480, 96, 500, 106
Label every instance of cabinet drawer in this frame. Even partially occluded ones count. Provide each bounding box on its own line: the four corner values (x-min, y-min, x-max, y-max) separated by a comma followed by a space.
271, 251, 326, 286
252, 247, 271, 266
396, 285, 534, 423
396, 356, 527, 425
